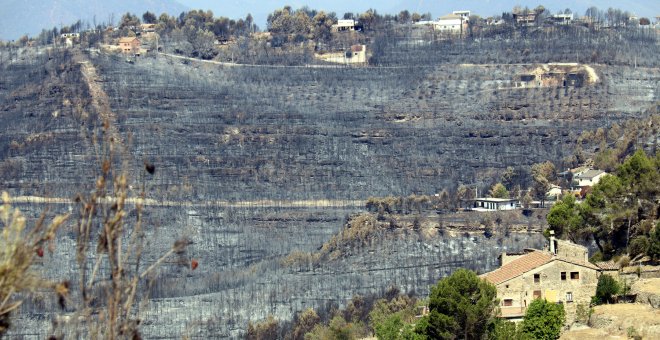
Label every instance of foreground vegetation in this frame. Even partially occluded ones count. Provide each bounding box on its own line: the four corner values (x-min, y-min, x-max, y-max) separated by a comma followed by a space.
247, 269, 569, 340
548, 149, 660, 261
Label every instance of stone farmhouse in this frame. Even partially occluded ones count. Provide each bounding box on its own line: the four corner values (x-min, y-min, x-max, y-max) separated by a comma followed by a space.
482, 233, 600, 323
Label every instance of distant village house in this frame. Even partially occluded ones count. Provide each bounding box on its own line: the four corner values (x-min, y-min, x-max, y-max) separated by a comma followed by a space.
332, 19, 359, 32
471, 198, 519, 211
315, 44, 367, 65
60, 33, 80, 47
118, 37, 140, 54
434, 13, 469, 35
140, 24, 157, 33
573, 169, 607, 188
513, 9, 537, 26
551, 13, 574, 25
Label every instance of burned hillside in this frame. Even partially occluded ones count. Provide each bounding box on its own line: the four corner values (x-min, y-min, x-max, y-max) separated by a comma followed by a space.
0, 29, 658, 337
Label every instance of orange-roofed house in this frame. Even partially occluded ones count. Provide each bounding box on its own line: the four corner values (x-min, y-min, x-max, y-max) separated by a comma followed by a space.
481, 232, 599, 323
118, 37, 141, 54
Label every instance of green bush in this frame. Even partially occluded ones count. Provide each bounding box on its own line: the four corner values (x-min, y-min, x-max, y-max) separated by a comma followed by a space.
422, 269, 498, 339
521, 299, 565, 340
594, 274, 620, 304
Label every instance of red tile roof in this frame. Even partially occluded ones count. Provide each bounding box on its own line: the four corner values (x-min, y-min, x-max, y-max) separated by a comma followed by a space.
483, 250, 601, 285
595, 261, 620, 271
482, 251, 553, 285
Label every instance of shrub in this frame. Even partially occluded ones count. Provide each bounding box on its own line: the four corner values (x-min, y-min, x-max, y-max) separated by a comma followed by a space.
0, 192, 68, 337
422, 269, 498, 339
594, 274, 620, 304
521, 299, 565, 340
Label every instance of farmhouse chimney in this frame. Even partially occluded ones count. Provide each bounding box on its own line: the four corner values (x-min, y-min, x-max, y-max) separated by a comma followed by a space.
549, 230, 556, 255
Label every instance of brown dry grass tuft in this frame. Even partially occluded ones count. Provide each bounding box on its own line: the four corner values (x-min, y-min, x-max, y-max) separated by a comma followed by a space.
0, 192, 69, 336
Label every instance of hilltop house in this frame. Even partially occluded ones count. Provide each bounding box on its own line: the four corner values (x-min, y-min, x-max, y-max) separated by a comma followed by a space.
482, 233, 599, 323
332, 19, 358, 32
452, 10, 471, 20
551, 13, 574, 25
513, 9, 537, 26
573, 169, 607, 188
60, 33, 80, 47
140, 23, 156, 33
545, 185, 562, 201
434, 14, 468, 35
118, 37, 141, 54
471, 198, 519, 211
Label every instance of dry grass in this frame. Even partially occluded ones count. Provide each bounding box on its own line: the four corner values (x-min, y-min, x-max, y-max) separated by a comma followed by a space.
0, 192, 69, 336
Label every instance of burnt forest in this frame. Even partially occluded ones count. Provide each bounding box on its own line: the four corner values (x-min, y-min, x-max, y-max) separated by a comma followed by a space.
0, 11, 658, 339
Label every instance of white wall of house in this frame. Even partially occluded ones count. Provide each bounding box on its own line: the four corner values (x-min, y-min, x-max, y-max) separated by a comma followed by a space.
434, 18, 463, 32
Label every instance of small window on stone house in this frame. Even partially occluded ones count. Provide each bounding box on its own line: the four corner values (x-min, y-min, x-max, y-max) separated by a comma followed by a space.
534, 274, 540, 283
503, 299, 513, 306
571, 272, 579, 280
566, 292, 573, 302
533, 290, 542, 299
561, 272, 566, 280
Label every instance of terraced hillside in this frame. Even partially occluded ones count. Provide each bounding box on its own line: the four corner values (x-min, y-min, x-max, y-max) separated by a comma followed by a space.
0, 34, 658, 337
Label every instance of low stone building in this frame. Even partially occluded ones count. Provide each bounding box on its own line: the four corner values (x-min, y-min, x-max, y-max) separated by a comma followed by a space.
315, 45, 367, 65
482, 234, 599, 323
118, 37, 141, 54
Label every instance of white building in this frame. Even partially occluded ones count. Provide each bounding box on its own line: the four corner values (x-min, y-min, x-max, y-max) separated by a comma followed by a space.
471, 198, 519, 211
332, 19, 357, 32
452, 10, 471, 20
573, 169, 607, 187
434, 14, 468, 34
551, 13, 573, 25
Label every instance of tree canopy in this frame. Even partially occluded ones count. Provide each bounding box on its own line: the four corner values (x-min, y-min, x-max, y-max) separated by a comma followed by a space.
520, 299, 565, 340
547, 149, 659, 260
421, 269, 498, 339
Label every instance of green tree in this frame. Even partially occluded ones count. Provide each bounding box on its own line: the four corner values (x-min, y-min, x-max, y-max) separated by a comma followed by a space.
422, 269, 498, 339
369, 294, 419, 340
648, 223, 660, 261
594, 274, 620, 304
488, 318, 528, 340
290, 308, 320, 340
305, 315, 367, 340
547, 194, 583, 241
521, 299, 565, 340
312, 11, 335, 43
579, 174, 626, 258
119, 12, 141, 29
489, 183, 509, 199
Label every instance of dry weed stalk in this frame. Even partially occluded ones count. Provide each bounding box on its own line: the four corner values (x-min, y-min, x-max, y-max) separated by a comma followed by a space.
48, 121, 189, 340
0, 192, 69, 337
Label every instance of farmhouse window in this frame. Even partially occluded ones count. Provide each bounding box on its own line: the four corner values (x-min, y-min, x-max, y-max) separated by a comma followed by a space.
503, 299, 513, 306
534, 274, 540, 283
571, 272, 579, 280
561, 272, 566, 280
